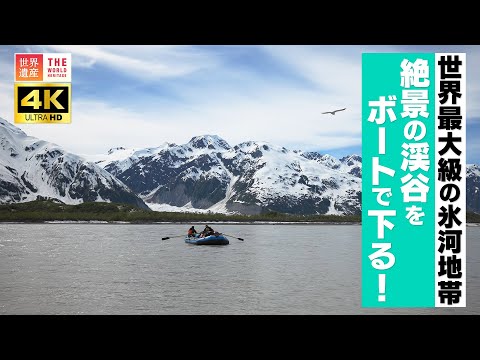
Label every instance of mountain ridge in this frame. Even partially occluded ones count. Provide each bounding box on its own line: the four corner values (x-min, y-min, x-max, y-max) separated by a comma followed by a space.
2, 118, 479, 215
89, 134, 363, 215
0, 117, 149, 209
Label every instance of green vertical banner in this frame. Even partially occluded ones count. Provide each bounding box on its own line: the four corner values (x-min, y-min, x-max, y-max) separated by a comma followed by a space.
362, 53, 436, 307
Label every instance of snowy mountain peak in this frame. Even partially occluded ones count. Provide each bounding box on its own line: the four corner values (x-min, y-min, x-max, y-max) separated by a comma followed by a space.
108, 147, 126, 155
318, 154, 341, 169
340, 154, 362, 165
0, 119, 148, 209
187, 135, 231, 150
0, 117, 27, 137
300, 151, 323, 161
92, 134, 365, 215
467, 164, 480, 177
467, 164, 480, 214
235, 141, 279, 154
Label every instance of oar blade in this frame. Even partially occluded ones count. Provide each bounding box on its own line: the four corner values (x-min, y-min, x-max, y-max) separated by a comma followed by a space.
162, 234, 187, 240
223, 233, 244, 241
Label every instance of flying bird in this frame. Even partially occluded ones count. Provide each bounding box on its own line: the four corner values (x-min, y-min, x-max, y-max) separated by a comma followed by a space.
322, 108, 346, 115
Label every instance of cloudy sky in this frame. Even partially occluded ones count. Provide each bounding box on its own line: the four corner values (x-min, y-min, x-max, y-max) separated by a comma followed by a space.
0, 45, 479, 164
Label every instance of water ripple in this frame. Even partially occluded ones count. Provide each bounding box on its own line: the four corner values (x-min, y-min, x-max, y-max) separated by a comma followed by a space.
0, 223, 478, 315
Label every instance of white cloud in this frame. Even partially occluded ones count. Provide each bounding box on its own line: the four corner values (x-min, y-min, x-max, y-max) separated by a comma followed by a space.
1, 45, 478, 159
7, 84, 361, 157
262, 45, 480, 119
0, 55, 14, 122
464, 49, 480, 121
0, 46, 353, 155
31, 45, 220, 79
0, 82, 14, 122
262, 45, 362, 99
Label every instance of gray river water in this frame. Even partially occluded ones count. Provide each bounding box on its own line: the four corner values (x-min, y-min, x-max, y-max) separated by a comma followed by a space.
0, 223, 478, 314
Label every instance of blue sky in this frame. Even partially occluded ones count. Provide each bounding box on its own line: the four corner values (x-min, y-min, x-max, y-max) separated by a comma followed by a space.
0, 45, 478, 164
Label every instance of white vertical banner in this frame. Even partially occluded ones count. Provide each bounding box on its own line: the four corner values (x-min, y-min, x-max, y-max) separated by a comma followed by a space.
435, 53, 466, 307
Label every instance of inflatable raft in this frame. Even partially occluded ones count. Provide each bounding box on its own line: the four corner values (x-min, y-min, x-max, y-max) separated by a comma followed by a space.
185, 233, 229, 245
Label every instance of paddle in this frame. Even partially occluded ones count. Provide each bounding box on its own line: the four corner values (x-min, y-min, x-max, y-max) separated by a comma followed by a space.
220, 233, 244, 241
161, 235, 186, 240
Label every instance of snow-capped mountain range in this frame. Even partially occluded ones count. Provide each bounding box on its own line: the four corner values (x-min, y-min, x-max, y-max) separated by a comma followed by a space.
2, 116, 479, 215
0, 118, 148, 209
88, 135, 363, 215
467, 164, 480, 213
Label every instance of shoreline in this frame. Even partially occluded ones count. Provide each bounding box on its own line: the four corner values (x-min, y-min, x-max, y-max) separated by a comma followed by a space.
0, 220, 363, 225
1, 220, 479, 225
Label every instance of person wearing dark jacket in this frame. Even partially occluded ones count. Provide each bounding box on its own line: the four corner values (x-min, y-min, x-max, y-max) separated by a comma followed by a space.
200, 224, 214, 237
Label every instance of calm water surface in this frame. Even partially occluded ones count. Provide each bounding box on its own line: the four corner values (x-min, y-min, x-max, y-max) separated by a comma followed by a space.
0, 223, 478, 315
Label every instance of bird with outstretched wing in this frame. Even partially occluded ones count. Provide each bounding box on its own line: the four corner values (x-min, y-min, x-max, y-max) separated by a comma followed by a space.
322, 108, 346, 115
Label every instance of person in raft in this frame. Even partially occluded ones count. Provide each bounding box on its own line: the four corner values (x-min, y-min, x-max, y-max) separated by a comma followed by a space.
200, 224, 214, 237
187, 226, 197, 238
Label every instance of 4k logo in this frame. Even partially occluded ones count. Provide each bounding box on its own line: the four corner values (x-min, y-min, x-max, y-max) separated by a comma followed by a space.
14, 83, 71, 124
